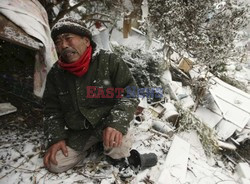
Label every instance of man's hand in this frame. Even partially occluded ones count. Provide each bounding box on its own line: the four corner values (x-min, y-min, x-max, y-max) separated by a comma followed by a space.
103, 127, 123, 148
43, 140, 68, 168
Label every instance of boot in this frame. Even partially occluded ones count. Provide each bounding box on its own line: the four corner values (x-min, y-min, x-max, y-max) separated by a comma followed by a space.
128, 149, 158, 171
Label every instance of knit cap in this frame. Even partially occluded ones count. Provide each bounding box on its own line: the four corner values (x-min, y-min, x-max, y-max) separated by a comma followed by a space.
51, 17, 96, 48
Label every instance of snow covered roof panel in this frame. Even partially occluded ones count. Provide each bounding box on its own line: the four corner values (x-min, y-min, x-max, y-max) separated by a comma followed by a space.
209, 77, 250, 132
0, 14, 41, 50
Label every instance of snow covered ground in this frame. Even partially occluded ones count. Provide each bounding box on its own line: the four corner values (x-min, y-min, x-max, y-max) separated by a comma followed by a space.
1, 4, 250, 182
0, 107, 242, 184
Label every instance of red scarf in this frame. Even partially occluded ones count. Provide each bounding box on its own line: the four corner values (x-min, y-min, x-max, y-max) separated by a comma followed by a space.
58, 46, 92, 77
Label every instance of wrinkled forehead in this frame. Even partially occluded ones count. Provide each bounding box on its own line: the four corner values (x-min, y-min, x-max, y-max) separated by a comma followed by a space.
55, 33, 77, 40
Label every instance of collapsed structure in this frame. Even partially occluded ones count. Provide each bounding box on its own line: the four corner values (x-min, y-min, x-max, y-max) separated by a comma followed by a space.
0, 0, 57, 101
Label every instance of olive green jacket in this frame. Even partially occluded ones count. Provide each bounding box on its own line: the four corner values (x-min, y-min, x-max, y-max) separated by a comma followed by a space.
43, 50, 139, 151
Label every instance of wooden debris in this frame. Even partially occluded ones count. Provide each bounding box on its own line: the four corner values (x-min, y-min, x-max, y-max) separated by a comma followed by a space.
178, 57, 193, 73
123, 14, 132, 38
162, 103, 179, 123
0, 103, 17, 116
216, 119, 238, 141
180, 130, 206, 159
209, 77, 250, 132
235, 129, 250, 143
158, 135, 190, 184
151, 120, 174, 137
150, 128, 170, 139
217, 140, 237, 150
149, 104, 166, 118
194, 106, 222, 128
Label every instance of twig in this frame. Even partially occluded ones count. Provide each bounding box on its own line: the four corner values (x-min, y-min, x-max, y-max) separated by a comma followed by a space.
150, 129, 170, 139
0, 151, 41, 180
0, 159, 26, 180
52, 0, 86, 26
112, 171, 121, 184
36, 171, 48, 184
78, 171, 112, 180
234, 151, 250, 165
4, 164, 43, 173
13, 147, 30, 161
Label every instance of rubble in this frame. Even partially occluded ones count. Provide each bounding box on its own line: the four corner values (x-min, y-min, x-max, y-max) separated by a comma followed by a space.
0, 103, 17, 116
151, 119, 174, 137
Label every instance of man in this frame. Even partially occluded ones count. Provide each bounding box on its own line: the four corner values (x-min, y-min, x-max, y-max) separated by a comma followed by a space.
43, 17, 139, 173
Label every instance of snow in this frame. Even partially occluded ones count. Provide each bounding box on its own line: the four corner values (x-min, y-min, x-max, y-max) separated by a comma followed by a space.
226, 59, 250, 92
0, 106, 241, 184
141, 0, 149, 22
1, 1, 250, 183
110, 25, 162, 51
93, 29, 111, 51
122, 0, 134, 13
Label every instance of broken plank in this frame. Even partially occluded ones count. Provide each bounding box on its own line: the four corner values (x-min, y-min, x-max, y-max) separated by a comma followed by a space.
210, 89, 249, 132
180, 130, 206, 159
217, 140, 237, 150
158, 135, 190, 184
194, 106, 223, 129
216, 119, 238, 141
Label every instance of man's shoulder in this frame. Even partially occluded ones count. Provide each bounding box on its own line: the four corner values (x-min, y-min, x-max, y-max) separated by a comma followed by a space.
94, 49, 112, 58
94, 49, 121, 64
47, 62, 63, 76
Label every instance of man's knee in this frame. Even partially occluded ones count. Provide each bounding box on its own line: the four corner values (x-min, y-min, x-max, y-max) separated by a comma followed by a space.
46, 146, 84, 173
48, 162, 69, 173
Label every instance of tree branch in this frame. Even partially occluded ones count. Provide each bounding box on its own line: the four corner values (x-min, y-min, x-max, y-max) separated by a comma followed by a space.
51, 0, 87, 27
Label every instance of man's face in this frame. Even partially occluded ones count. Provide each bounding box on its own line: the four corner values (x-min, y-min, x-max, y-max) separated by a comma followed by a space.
55, 33, 90, 63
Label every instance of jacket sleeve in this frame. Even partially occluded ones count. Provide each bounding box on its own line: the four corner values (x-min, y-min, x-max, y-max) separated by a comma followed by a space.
43, 69, 68, 147
103, 53, 139, 135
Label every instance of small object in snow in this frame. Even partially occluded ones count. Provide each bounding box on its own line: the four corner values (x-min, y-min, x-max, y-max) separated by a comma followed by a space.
138, 97, 148, 109
178, 57, 193, 73
162, 102, 179, 123
118, 166, 134, 182
149, 103, 166, 118
106, 157, 127, 168
128, 149, 158, 171
95, 21, 102, 29
0, 103, 17, 116
135, 115, 144, 122
178, 94, 188, 100
152, 120, 174, 137
235, 65, 243, 71
217, 140, 237, 150
135, 106, 144, 115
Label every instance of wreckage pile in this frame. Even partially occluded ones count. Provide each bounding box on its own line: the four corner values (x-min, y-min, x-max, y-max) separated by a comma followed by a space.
134, 57, 250, 183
